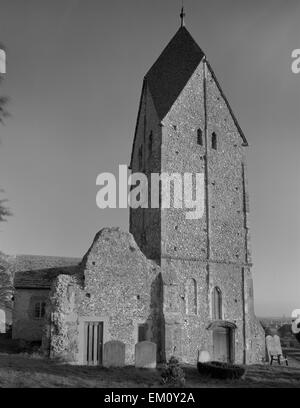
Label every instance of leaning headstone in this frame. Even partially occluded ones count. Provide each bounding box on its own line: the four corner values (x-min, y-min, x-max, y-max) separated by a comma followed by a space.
273, 335, 283, 355
135, 341, 157, 368
103, 341, 125, 367
266, 335, 276, 361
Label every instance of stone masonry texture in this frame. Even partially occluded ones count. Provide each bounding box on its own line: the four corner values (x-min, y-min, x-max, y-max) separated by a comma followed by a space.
43, 228, 163, 365
129, 27, 265, 364
41, 26, 265, 366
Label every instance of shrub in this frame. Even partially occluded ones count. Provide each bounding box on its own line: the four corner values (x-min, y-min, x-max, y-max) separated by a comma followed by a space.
17, 339, 42, 354
197, 361, 245, 380
161, 356, 186, 387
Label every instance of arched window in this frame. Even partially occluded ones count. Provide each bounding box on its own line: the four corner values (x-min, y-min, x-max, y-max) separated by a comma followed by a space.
212, 132, 217, 150
212, 287, 222, 320
197, 128, 203, 146
186, 278, 197, 315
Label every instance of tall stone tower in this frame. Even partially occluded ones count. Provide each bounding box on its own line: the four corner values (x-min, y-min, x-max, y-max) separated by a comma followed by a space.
129, 16, 265, 364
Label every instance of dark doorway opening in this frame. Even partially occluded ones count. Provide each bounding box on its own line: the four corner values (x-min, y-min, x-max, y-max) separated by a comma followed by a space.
209, 321, 236, 363
84, 321, 103, 366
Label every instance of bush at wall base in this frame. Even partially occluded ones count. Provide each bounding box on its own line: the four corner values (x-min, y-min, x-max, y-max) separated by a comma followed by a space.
161, 356, 186, 387
197, 361, 245, 380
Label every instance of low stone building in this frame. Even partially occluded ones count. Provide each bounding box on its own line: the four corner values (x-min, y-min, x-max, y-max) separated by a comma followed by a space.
12, 255, 79, 341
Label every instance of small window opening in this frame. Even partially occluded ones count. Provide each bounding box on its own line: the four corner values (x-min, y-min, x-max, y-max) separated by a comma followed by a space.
212, 132, 217, 150
138, 324, 147, 342
34, 302, 46, 319
138, 146, 143, 169
149, 131, 153, 154
197, 128, 203, 146
212, 287, 222, 320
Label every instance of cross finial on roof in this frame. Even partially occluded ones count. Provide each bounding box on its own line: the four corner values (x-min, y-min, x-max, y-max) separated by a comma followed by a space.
180, 5, 185, 27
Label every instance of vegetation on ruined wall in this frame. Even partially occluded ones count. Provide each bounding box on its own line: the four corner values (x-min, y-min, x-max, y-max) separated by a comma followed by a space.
45, 275, 79, 361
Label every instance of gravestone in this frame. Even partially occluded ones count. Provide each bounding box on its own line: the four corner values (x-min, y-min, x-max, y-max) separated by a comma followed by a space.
0, 309, 5, 333
103, 340, 125, 367
273, 335, 283, 354
135, 341, 157, 368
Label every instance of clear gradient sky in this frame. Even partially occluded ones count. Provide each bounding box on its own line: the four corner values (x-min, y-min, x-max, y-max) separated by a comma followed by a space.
0, 0, 299, 317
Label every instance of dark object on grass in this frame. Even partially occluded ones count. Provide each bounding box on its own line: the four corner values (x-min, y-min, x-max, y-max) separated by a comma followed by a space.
197, 361, 245, 380
161, 356, 186, 387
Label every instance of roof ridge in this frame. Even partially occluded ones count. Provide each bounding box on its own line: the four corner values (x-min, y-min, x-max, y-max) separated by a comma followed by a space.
16, 254, 80, 260
145, 26, 205, 120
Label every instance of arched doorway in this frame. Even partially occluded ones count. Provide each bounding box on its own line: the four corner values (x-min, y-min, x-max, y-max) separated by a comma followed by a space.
207, 321, 236, 363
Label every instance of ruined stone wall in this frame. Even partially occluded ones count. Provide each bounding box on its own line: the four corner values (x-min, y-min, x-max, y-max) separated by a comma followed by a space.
44, 228, 163, 365
42, 274, 82, 361
12, 288, 49, 341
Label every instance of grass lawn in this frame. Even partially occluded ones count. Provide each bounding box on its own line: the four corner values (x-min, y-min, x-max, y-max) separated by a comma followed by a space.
1, 352, 300, 388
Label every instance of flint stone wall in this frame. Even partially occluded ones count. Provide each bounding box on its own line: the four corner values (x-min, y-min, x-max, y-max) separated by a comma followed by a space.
129, 56, 265, 364
43, 228, 162, 365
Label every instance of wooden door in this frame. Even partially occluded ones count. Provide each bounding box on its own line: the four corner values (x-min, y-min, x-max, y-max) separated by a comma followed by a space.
213, 327, 231, 363
84, 321, 103, 366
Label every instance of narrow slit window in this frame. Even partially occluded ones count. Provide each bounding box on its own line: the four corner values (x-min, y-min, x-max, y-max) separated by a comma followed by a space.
186, 278, 197, 315
212, 287, 222, 320
138, 146, 143, 169
212, 132, 217, 150
149, 131, 153, 154
197, 128, 203, 146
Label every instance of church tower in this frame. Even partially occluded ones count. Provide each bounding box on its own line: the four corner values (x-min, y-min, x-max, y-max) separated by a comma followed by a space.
129, 11, 265, 364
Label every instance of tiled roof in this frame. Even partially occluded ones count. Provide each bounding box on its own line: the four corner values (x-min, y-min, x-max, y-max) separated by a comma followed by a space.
145, 26, 205, 120
13, 255, 81, 289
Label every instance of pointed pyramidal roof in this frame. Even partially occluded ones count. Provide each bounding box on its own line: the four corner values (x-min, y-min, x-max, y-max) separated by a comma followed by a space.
145, 26, 205, 120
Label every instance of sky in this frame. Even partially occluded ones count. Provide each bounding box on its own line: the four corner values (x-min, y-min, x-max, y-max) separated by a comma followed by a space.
0, 0, 299, 317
